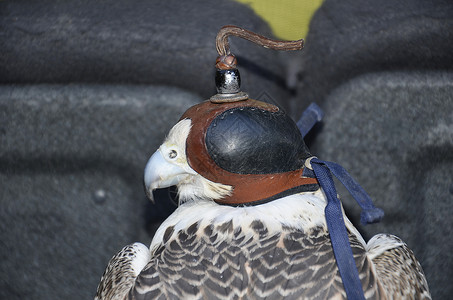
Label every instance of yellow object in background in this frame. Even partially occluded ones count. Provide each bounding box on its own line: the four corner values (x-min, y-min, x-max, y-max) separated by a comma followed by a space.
235, 0, 324, 40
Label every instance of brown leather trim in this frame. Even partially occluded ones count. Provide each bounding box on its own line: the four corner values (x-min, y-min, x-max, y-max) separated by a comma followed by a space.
181, 98, 318, 205
214, 170, 319, 205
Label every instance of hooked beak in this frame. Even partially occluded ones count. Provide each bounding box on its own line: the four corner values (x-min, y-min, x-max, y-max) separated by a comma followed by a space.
144, 149, 189, 203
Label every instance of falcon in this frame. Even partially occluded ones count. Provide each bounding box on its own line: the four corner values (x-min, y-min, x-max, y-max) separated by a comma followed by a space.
95, 97, 431, 300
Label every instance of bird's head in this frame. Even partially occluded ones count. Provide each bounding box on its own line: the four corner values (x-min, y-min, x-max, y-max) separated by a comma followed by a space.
144, 26, 317, 206
144, 98, 317, 206
144, 118, 233, 204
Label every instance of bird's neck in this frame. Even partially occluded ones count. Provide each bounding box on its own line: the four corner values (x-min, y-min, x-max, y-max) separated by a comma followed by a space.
149, 190, 335, 254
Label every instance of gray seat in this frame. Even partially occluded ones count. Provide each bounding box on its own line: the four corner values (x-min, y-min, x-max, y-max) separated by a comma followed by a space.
299, 1, 453, 298
1, 0, 451, 298
0, 1, 292, 299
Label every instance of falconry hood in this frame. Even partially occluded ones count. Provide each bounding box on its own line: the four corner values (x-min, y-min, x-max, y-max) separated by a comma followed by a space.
180, 26, 318, 206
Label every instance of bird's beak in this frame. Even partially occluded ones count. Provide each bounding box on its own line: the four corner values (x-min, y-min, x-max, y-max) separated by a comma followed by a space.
144, 149, 189, 203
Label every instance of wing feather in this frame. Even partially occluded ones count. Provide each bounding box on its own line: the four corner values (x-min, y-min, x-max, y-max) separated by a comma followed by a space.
95, 243, 150, 300
367, 234, 431, 300
128, 221, 382, 300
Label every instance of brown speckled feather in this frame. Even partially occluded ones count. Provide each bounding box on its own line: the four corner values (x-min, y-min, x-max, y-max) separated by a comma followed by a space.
96, 195, 431, 300
96, 243, 150, 300
127, 220, 381, 300
368, 234, 431, 300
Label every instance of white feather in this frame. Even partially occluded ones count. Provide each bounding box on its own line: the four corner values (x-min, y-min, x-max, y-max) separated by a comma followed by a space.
129, 242, 152, 276
366, 234, 405, 260
150, 190, 330, 254
149, 118, 233, 204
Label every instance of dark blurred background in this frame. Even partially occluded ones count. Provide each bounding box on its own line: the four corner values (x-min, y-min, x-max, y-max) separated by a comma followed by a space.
1, 0, 452, 299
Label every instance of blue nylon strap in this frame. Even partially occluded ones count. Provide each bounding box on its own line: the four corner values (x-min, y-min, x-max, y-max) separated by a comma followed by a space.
310, 160, 366, 300
313, 159, 384, 225
297, 104, 384, 299
296, 102, 324, 137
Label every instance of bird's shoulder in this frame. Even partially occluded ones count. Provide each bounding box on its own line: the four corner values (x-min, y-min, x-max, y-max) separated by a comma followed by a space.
129, 195, 381, 299
131, 220, 344, 299
96, 243, 150, 300
366, 234, 431, 300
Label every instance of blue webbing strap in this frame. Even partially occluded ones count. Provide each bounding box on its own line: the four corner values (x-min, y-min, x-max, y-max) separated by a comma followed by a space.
296, 102, 324, 138
310, 158, 384, 299
298, 104, 384, 299
313, 159, 384, 225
